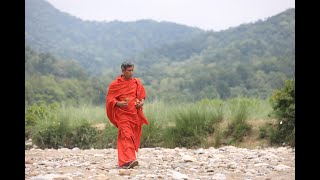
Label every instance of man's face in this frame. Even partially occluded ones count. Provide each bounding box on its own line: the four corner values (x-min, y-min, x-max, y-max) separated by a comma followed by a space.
122, 66, 134, 80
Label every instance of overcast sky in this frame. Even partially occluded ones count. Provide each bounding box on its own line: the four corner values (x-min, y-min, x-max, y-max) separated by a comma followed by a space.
45, 0, 295, 31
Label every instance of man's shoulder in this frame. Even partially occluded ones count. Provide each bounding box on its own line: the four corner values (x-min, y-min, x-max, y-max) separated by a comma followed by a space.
109, 80, 116, 85
110, 76, 122, 84
134, 78, 143, 84
109, 79, 119, 87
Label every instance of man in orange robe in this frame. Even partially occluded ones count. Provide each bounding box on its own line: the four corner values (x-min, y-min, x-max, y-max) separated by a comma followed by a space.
106, 61, 149, 169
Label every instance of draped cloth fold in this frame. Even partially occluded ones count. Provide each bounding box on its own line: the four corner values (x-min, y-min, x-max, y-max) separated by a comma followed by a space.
106, 75, 149, 166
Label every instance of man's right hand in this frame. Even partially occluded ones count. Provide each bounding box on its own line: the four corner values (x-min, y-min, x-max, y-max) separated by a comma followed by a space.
116, 101, 128, 107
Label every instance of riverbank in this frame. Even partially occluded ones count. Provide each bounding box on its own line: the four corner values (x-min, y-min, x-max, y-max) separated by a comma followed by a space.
26, 146, 294, 179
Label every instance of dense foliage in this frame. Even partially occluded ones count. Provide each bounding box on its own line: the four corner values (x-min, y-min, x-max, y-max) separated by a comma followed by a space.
25, 0, 203, 75
25, 45, 111, 106
26, 98, 273, 149
25, 0, 295, 104
269, 79, 295, 146
25, 0, 295, 148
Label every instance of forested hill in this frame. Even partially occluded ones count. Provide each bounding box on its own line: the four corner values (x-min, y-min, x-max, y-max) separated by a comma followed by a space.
137, 8, 294, 66
25, 0, 294, 104
25, 0, 203, 74
136, 8, 294, 100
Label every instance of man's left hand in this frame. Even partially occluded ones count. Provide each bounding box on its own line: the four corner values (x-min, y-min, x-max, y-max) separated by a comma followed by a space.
135, 99, 144, 108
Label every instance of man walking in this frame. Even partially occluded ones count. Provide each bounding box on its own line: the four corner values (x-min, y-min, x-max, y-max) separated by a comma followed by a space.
106, 61, 149, 168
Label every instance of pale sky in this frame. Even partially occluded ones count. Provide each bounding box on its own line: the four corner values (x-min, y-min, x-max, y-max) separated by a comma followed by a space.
45, 0, 295, 31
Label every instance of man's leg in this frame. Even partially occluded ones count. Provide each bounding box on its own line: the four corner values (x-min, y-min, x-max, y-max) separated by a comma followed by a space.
134, 124, 142, 152
117, 125, 136, 167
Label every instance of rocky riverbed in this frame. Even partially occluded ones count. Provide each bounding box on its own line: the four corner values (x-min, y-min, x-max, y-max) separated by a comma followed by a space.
25, 146, 294, 180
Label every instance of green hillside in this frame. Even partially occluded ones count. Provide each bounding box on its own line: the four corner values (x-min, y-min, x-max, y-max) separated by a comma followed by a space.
25, 0, 294, 104
25, 0, 203, 75
136, 9, 294, 100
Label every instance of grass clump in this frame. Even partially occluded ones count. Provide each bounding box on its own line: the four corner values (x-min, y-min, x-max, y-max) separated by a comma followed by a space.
223, 98, 252, 145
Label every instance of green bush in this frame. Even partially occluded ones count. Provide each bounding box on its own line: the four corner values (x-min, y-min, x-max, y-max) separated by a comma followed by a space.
196, 98, 224, 134
29, 105, 99, 149
68, 120, 98, 149
26, 103, 60, 141
224, 99, 252, 145
269, 79, 295, 146
258, 122, 276, 140
32, 120, 64, 149
164, 108, 209, 148
94, 123, 118, 149
225, 122, 251, 145
141, 118, 163, 147
259, 124, 269, 139
213, 126, 223, 148
25, 97, 275, 149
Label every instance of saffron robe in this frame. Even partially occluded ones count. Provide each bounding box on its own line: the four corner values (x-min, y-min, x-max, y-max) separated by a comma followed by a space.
106, 75, 149, 166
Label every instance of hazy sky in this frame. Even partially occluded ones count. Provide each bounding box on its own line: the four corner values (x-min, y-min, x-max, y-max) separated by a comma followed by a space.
45, 0, 295, 31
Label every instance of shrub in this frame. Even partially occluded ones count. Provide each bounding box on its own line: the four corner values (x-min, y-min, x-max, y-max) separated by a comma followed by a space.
213, 125, 223, 148
32, 120, 64, 149
94, 123, 118, 149
224, 99, 252, 145
164, 108, 209, 148
141, 118, 163, 147
69, 120, 98, 149
269, 79, 295, 146
25, 103, 60, 139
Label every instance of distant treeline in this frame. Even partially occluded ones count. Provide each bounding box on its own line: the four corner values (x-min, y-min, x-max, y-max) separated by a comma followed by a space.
25, 0, 294, 105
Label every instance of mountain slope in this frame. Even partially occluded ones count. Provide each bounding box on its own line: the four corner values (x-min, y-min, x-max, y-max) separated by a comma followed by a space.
135, 9, 294, 100
25, 0, 203, 74
25, 0, 294, 101
135, 8, 294, 68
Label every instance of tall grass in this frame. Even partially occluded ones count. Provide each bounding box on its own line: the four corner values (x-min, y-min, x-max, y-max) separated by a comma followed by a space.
143, 100, 175, 127
26, 97, 273, 149
59, 103, 108, 125
224, 97, 272, 121
224, 99, 252, 145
